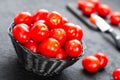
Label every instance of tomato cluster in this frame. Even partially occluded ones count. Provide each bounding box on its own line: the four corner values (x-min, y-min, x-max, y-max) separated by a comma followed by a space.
77, 0, 120, 25
77, 0, 111, 17
82, 52, 108, 73
12, 9, 84, 59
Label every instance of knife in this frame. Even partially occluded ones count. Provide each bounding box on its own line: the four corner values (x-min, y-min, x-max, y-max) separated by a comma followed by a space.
91, 13, 120, 49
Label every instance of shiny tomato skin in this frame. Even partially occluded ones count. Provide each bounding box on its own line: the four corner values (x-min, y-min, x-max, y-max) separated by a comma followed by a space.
63, 23, 83, 41
110, 12, 120, 25
58, 17, 69, 29
12, 23, 30, 43
14, 12, 33, 25
24, 40, 38, 53
50, 28, 66, 45
94, 52, 108, 68
88, 0, 100, 9
112, 68, 120, 80
82, 2, 95, 16
36, 20, 46, 24
65, 39, 83, 58
97, 4, 111, 17
39, 38, 60, 57
82, 56, 100, 73
56, 48, 68, 59
30, 22, 49, 42
46, 11, 63, 29
62, 17, 69, 24
33, 9, 49, 22
77, 0, 86, 9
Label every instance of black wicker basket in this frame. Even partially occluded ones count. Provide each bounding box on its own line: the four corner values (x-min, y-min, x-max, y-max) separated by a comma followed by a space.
8, 23, 85, 76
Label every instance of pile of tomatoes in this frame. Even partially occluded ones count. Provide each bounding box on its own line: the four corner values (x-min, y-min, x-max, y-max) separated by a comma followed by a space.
77, 0, 120, 25
12, 9, 84, 60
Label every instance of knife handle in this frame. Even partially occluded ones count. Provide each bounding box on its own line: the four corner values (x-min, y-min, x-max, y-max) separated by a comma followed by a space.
108, 29, 120, 49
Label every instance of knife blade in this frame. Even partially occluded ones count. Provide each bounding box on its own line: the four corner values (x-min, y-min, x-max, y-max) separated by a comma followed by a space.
91, 13, 120, 49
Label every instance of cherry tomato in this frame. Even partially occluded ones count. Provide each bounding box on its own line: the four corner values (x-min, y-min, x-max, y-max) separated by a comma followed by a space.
34, 20, 46, 24
33, 9, 49, 22
39, 38, 60, 57
77, 0, 86, 9
24, 40, 38, 53
97, 4, 111, 18
82, 2, 95, 16
110, 12, 120, 25
46, 11, 63, 29
94, 52, 108, 68
112, 68, 120, 80
82, 56, 100, 73
89, 16, 96, 25
63, 23, 83, 41
56, 48, 67, 59
14, 12, 33, 25
12, 23, 30, 43
50, 28, 66, 45
30, 22, 49, 42
58, 17, 69, 28
88, 0, 100, 10
62, 17, 69, 24
65, 39, 83, 58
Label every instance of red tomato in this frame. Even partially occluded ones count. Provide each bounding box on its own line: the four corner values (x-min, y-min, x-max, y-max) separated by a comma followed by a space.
56, 48, 67, 59
34, 20, 46, 24
94, 52, 108, 68
14, 12, 33, 25
65, 39, 83, 58
58, 17, 69, 28
30, 22, 49, 42
97, 4, 111, 17
62, 17, 69, 24
82, 2, 95, 16
12, 23, 30, 43
63, 23, 83, 41
77, 0, 86, 9
82, 56, 100, 73
24, 40, 38, 53
50, 28, 66, 45
33, 9, 49, 22
88, 0, 100, 10
46, 11, 63, 29
39, 38, 60, 57
110, 12, 120, 25
112, 68, 120, 80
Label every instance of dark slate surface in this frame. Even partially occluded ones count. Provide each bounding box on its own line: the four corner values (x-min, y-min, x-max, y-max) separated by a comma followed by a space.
0, 0, 120, 80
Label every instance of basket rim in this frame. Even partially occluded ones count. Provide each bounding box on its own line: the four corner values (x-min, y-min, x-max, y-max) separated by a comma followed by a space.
8, 23, 86, 62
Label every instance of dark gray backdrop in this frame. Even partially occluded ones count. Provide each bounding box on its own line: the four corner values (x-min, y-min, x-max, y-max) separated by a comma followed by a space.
0, 0, 120, 80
